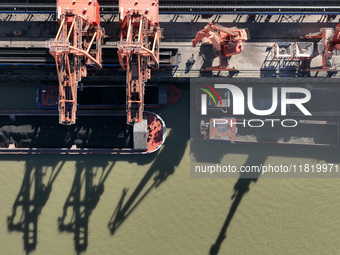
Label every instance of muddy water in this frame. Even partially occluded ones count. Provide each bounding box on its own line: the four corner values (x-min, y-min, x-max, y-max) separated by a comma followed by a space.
0, 82, 340, 255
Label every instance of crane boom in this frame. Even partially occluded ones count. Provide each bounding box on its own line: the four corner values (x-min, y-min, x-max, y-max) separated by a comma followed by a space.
48, 0, 104, 125
118, 0, 161, 124
192, 22, 248, 71
301, 23, 340, 71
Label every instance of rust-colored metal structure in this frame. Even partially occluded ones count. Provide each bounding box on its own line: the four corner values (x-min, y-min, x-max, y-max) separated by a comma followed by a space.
48, 0, 104, 125
302, 23, 340, 71
118, 0, 162, 124
192, 22, 248, 71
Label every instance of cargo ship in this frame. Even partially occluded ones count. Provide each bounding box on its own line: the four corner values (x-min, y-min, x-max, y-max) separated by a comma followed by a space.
0, 111, 166, 154
37, 84, 182, 109
200, 118, 340, 147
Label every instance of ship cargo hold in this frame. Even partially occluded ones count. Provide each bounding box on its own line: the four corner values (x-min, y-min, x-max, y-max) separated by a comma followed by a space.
0, 111, 166, 154
37, 84, 182, 109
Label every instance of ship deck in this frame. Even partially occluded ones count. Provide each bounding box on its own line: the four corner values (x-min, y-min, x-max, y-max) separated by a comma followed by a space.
235, 120, 339, 146
203, 118, 340, 146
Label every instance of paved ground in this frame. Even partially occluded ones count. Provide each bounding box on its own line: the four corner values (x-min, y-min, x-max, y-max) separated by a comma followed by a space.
0, 13, 339, 78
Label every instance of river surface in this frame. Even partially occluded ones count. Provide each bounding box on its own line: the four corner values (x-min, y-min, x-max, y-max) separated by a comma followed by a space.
1, 81, 340, 255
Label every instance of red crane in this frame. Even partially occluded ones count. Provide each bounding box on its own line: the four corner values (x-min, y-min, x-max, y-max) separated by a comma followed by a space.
48, 0, 104, 125
192, 22, 249, 71
302, 23, 340, 71
118, 0, 162, 124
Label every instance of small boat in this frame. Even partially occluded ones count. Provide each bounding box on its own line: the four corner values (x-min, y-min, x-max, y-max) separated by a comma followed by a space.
0, 111, 166, 154
37, 84, 182, 109
200, 117, 340, 147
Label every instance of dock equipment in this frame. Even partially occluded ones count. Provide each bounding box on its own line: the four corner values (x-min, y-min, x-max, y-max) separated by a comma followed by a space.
118, 0, 162, 124
48, 0, 104, 125
192, 22, 248, 71
301, 23, 340, 71
270, 42, 314, 60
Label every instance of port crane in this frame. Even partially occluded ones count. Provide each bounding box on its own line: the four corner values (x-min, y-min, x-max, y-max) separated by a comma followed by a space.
118, 0, 162, 124
301, 23, 340, 71
192, 22, 248, 71
48, 0, 104, 125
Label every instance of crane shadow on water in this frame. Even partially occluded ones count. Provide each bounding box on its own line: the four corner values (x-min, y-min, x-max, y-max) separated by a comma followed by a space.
209, 153, 265, 255
108, 87, 190, 235
58, 159, 114, 254
7, 157, 64, 254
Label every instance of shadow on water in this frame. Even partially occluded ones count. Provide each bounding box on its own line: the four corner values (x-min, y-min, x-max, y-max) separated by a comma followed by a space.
58, 159, 114, 253
209, 153, 265, 255
108, 86, 190, 235
3, 153, 148, 254
7, 158, 64, 254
